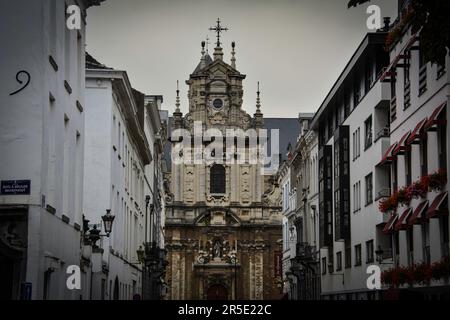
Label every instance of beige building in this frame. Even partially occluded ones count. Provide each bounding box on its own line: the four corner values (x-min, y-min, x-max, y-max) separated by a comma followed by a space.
164, 21, 288, 300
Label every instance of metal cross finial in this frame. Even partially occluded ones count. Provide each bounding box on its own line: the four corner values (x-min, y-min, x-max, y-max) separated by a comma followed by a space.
209, 18, 228, 47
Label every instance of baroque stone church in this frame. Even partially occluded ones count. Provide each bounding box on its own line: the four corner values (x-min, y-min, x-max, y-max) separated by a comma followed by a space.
164, 20, 285, 300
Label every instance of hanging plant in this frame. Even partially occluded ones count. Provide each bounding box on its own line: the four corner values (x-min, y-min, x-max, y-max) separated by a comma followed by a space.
397, 186, 412, 206
406, 180, 428, 199
379, 192, 398, 213
410, 263, 432, 285
431, 256, 450, 280
428, 168, 447, 192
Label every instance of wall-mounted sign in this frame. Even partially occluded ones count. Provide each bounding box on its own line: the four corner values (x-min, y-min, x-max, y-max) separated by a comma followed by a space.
1, 180, 31, 195
274, 251, 282, 277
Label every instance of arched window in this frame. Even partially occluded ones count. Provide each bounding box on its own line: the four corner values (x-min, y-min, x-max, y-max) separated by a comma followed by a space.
210, 164, 226, 194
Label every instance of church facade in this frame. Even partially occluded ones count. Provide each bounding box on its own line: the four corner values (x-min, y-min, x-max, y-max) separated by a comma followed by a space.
164, 20, 284, 300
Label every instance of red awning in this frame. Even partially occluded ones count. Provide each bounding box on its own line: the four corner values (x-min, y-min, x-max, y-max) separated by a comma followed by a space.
392, 131, 411, 156
406, 118, 427, 145
379, 35, 418, 82
378, 142, 398, 166
408, 200, 428, 225
424, 102, 447, 131
427, 192, 448, 219
395, 208, 413, 231
383, 214, 399, 234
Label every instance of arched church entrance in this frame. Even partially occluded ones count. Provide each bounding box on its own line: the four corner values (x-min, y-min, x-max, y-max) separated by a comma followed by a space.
206, 284, 228, 300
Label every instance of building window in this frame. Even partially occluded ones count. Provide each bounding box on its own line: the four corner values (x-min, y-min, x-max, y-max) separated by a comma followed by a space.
407, 228, 414, 266
336, 252, 342, 271
364, 116, 372, 150
440, 215, 450, 257
437, 113, 447, 170
422, 222, 430, 265
210, 164, 226, 194
405, 145, 412, 185
420, 136, 428, 176
353, 181, 361, 212
328, 116, 334, 139
366, 240, 374, 263
390, 76, 397, 122
321, 257, 327, 275
345, 246, 351, 268
352, 127, 361, 160
365, 173, 373, 205
355, 244, 362, 266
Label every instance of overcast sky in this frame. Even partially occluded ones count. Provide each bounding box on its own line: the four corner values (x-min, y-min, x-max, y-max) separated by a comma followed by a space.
86, 0, 397, 118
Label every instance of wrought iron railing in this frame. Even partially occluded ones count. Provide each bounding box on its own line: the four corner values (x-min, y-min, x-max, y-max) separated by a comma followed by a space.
296, 242, 315, 261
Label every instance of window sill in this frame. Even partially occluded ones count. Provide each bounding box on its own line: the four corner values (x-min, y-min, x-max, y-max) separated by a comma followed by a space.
364, 144, 372, 152
210, 193, 226, 198
436, 71, 446, 80
418, 88, 427, 97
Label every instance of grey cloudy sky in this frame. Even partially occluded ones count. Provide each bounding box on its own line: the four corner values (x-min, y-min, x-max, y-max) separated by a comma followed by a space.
86, 0, 397, 118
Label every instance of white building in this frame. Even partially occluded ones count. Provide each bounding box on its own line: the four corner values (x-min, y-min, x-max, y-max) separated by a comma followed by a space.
282, 114, 321, 300
374, 0, 449, 299
84, 58, 152, 300
308, 1, 449, 299
310, 31, 392, 299
0, 0, 104, 300
279, 160, 295, 297
142, 95, 168, 299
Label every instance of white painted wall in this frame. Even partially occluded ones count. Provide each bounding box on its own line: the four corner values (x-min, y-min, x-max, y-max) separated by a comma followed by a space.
84, 71, 148, 299
0, 0, 93, 300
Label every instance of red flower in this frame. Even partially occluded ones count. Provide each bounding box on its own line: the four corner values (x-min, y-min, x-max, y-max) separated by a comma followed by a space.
431, 256, 450, 280
411, 263, 432, 284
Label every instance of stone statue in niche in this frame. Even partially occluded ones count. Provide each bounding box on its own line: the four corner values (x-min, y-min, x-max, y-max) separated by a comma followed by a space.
213, 241, 222, 258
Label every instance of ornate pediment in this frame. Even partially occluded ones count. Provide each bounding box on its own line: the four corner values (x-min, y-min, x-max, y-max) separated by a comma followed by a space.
194, 209, 241, 227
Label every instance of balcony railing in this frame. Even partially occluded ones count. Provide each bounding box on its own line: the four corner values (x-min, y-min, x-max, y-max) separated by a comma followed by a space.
382, 248, 393, 260
376, 188, 391, 201
296, 242, 315, 261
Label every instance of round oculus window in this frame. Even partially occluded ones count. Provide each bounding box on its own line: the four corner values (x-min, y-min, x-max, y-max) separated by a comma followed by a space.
212, 99, 223, 109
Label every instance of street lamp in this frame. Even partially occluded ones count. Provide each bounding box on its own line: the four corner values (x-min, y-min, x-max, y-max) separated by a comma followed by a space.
137, 246, 145, 263
102, 209, 115, 235
85, 209, 115, 247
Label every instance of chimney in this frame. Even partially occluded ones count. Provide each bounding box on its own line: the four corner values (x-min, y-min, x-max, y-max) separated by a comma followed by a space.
383, 17, 391, 31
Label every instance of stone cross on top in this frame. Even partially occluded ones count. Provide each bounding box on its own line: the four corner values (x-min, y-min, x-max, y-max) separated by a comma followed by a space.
209, 18, 228, 47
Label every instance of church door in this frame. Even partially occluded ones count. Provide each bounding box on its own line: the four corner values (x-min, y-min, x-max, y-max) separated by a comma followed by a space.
206, 284, 228, 300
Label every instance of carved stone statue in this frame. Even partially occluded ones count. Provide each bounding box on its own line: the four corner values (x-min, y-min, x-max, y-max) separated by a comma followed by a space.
213, 241, 221, 258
